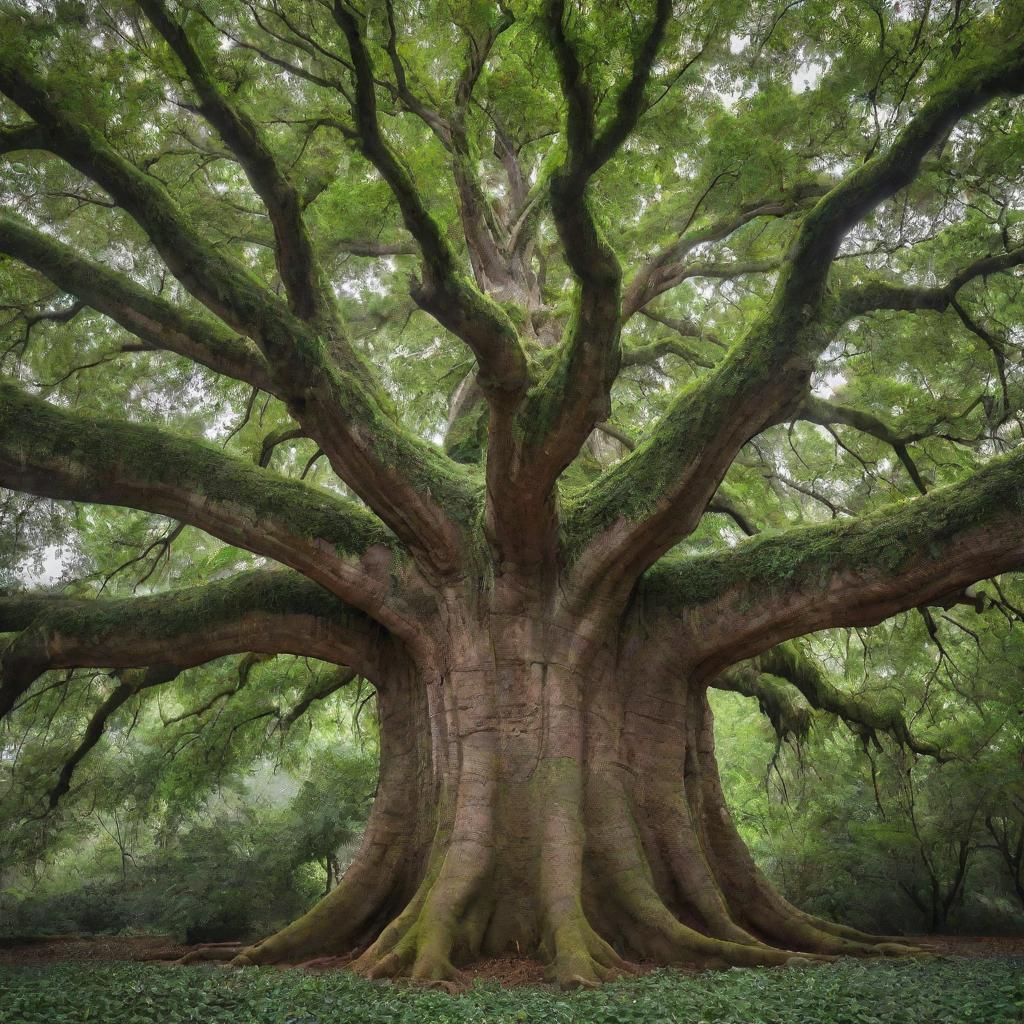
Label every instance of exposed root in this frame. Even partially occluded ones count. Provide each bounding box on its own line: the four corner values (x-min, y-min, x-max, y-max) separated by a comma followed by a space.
357, 942, 468, 987
798, 911, 914, 948
587, 771, 835, 971
622, 895, 835, 971
229, 868, 382, 967
647, 788, 764, 946
689, 700, 919, 960
294, 954, 354, 970
350, 823, 493, 985
178, 943, 244, 964
545, 914, 636, 989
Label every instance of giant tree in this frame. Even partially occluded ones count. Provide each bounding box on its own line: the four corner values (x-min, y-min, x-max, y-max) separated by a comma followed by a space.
2, 0, 1024, 987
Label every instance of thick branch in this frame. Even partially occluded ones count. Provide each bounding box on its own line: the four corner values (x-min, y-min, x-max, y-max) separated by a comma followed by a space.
713, 648, 944, 757
0, 120, 45, 154
139, 0, 328, 320
380, 3, 526, 305
756, 644, 944, 758
0, 211, 275, 392
566, 36, 1024, 594
0, 569, 385, 721
544, 0, 671, 194
711, 665, 812, 742
515, 0, 671, 500
332, 2, 529, 401
622, 336, 714, 371
837, 243, 1024, 319
0, 382, 404, 621
0, 42, 472, 568
785, 47, 1024, 309
647, 443, 1024, 674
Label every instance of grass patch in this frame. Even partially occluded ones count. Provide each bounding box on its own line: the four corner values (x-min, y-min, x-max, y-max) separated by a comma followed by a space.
1, 957, 1022, 1024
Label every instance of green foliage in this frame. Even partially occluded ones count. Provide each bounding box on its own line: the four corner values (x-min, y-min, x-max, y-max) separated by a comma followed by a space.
1, 744, 375, 943
1, 658, 378, 942
2, 958, 1023, 1024
712, 594, 1024, 935
1, 737, 376, 942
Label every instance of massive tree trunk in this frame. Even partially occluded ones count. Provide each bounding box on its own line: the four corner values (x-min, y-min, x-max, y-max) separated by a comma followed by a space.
228, 586, 902, 986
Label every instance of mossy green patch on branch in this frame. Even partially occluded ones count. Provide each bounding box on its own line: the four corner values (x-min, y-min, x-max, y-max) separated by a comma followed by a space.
641, 441, 1024, 610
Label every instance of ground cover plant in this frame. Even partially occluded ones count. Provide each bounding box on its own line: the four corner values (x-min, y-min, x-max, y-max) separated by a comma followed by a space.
1, 0, 1024, 994
2, 958, 1024, 1024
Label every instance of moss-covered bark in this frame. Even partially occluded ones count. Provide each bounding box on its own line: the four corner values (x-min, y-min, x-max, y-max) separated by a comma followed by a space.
0, 570, 384, 719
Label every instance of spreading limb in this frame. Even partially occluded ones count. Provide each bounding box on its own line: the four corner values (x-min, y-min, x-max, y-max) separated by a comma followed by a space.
643, 442, 1024, 674
0, 381, 403, 621
0, 569, 386, 719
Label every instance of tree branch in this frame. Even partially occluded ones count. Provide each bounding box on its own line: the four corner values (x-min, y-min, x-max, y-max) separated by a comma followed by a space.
797, 395, 930, 494
646, 442, 1024, 676
837, 243, 1024, 319
0, 211, 276, 392
705, 488, 760, 536
331, 2, 529, 401
0, 569, 385, 721
47, 664, 181, 809
281, 666, 357, 728
447, 7, 519, 294
0, 51, 473, 569
138, 0, 328, 321
484, 0, 671, 557
0, 49, 298, 347
756, 644, 944, 758
622, 187, 825, 319
711, 665, 812, 742
565, 35, 1024, 596
0, 381, 403, 621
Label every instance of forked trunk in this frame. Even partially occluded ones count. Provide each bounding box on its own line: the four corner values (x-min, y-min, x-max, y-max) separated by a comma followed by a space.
232, 595, 908, 986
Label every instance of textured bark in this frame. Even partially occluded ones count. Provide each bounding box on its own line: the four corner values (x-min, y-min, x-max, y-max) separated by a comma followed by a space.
226, 591, 913, 987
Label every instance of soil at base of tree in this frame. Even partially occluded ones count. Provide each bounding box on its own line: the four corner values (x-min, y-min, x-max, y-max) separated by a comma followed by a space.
1, 934, 1023, 987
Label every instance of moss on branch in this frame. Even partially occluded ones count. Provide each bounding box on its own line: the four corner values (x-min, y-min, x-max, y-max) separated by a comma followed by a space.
642, 441, 1024, 613
713, 666, 813, 742
0, 570, 377, 720
0, 211, 275, 391
562, 30, 1024, 574
0, 380, 393, 562
0, 41, 478, 562
757, 644, 945, 759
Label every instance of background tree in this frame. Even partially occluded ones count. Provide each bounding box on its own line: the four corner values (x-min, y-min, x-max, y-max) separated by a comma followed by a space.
715, 597, 1024, 936
1, 0, 1024, 988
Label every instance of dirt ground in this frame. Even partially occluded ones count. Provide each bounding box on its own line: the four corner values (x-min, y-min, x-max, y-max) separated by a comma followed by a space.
1, 934, 1023, 987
